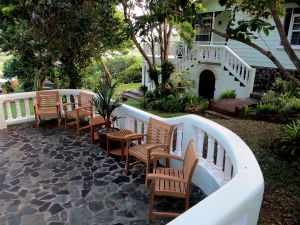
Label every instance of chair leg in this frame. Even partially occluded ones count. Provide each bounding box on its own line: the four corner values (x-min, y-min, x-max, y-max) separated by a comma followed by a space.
34, 114, 38, 128
125, 153, 129, 175
145, 162, 150, 185
185, 195, 190, 211
64, 116, 67, 129
148, 181, 155, 222
106, 135, 110, 157
57, 114, 60, 127
76, 119, 80, 135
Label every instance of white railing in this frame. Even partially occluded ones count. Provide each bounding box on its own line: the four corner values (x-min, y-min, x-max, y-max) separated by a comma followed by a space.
0, 90, 264, 225
143, 42, 256, 91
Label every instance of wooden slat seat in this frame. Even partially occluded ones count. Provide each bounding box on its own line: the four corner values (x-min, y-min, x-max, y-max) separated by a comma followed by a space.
125, 118, 175, 184
153, 167, 186, 197
34, 90, 61, 128
147, 140, 199, 221
129, 144, 165, 163
65, 109, 91, 119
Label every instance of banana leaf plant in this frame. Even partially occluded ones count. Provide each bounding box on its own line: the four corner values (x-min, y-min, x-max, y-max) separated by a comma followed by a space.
93, 77, 121, 128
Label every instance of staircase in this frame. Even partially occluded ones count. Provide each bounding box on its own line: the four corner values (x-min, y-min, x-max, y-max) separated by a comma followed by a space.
174, 45, 256, 98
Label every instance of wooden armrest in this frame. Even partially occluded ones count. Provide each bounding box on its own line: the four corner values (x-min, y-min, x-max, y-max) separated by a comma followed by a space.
75, 106, 92, 111
147, 173, 187, 183
150, 152, 183, 161
63, 102, 76, 110
146, 144, 168, 152
63, 102, 76, 106
124, 133, 146, 140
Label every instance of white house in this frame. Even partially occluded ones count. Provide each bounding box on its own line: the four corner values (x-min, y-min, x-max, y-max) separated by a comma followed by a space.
141, 0, 300, 99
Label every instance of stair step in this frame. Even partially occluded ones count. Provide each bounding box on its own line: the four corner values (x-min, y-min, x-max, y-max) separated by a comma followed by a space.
205, 110, 233, 119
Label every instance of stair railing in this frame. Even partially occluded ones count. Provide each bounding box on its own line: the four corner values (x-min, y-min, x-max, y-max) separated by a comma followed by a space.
173, 45, 255, 92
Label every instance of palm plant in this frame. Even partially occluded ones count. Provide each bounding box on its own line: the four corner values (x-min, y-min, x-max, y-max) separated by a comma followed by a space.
93, 77, 121, 127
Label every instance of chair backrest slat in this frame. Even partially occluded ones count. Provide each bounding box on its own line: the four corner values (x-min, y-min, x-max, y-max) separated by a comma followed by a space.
78, 93, 93, 111
36, 91, 59, 109
147, 118, 174, 151
183, 140, 199, 183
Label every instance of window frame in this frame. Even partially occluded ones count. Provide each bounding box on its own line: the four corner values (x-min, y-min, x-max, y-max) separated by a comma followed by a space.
195, 16, 213, 43
288, 10, 300, 46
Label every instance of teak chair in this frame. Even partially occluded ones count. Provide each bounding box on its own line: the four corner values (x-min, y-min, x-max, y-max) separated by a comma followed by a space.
34, 90, 61, 128
147, 140, 199, 221
125, 118, 175, 181
63, 92, 94, 134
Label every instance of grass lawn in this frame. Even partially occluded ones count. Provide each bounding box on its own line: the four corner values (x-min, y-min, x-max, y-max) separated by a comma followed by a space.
210, 118, 300, 225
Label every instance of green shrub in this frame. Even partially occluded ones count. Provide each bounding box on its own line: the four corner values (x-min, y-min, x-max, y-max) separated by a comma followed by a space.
117, 62, 142, 83
257, 103, 280, 114
272, 77, 299, 97
220, 89, 236, 99
1, 81, 14, 93
281, 120, 300, 160
142, 92, 209, 113
149, 95, 184, 112
161, 61, 175, 85
170, 71, 195, 90
281, 97, 300, 114
260, 90, 278, 104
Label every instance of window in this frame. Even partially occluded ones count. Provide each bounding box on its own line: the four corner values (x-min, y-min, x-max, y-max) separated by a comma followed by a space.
285, 8, 300, 45
289, 14, 300, 45
195, 18, 213, 42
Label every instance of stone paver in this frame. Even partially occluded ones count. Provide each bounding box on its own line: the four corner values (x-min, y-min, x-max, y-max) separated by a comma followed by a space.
0, 122, 206, 225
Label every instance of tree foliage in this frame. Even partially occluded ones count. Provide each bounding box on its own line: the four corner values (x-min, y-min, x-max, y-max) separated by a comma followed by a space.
0, 0, 130, 89
121, 0, 203, 88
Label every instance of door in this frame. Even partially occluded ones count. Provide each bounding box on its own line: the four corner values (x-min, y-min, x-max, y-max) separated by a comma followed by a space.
198, 70, 215, 99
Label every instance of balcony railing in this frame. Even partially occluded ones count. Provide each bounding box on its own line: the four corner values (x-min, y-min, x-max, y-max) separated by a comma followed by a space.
0, 90, 264, 225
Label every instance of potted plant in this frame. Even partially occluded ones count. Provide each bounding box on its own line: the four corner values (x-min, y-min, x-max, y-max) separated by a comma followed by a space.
93, 77, 122, 146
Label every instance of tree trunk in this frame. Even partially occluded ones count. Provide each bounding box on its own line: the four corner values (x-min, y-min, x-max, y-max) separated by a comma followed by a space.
164, 22, 173, 61
122, 3, 154, 71
157, 24, 164, 64
100, 57, 112, 84
270, 3, 300, 71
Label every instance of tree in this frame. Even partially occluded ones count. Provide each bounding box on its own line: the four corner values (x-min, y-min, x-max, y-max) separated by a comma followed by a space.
195, 0, 300, 86
121, 0, 196, 88
0, 0, 130, 89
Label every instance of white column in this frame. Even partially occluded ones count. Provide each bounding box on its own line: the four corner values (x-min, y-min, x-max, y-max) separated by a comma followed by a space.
15, 100, 22, 119
143, 123, 148, 143
175, 124, 183, 156
224, 153, 233, 182
66, 95, 71, 111
24, 98, 31, 118
137, 120, 142, 134
0, 101, 7, 129
206, 136, 215, 166
196, 129, 205, 159
6, 102, 13, 121
211, 12, 215, 44
215, 144, 225, 175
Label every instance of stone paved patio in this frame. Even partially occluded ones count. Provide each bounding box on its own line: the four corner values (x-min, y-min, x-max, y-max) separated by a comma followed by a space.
0, 122, 206, 225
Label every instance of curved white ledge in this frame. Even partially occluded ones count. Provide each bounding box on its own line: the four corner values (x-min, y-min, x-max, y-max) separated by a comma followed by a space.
0, 90, 264, 225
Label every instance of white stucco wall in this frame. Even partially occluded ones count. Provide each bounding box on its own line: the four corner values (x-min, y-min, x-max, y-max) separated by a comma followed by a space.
203, 0, 300, 70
